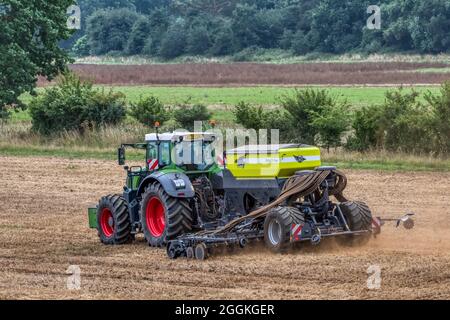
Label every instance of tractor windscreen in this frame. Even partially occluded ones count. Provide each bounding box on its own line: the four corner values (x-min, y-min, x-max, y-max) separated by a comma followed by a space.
174, 140, 215, 170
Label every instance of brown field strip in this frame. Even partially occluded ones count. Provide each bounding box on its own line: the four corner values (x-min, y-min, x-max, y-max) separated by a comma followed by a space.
36, 62, 450, 86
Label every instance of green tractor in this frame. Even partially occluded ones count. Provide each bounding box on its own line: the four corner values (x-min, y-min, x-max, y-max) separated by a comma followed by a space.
88, 131, 414, 259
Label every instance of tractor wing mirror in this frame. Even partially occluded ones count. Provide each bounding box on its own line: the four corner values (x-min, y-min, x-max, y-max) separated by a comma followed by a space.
118, 147, 126, 166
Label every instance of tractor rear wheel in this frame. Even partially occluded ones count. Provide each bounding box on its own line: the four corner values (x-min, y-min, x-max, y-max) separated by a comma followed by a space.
264, 206, 305, 253
336, 201, 373, 246
97, 194, 133, 245
140, 182, 193, 247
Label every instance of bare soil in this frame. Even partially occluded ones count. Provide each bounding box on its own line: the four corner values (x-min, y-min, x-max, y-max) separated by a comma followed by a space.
0, 156, 449, 300
38, 62, 450, 86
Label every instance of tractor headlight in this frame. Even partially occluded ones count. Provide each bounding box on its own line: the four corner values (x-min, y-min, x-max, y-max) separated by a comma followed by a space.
173, 179, 186, 190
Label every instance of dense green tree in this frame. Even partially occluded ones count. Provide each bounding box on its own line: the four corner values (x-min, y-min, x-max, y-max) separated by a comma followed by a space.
173, 0, 238, 16
279, 30, 294, 50
186, 23, 211, 55
0, 0, 74, 120
142, 7, 171, 55
383, 0, 450, 53
309, 0, 370, 53
86, 8, 140, 55
28, 0, 450, 59
231, 4, 259, 50
126, 16, 152, 55
243, 0, 277, 9
360, 28, 384, 53
291, 31, 310, 55
210, 23, 235, 55
383, 1, 415, 51
61, 0, 137, 50
134, 0, 170, 14
253, 9, 284, 48
159, 19, 187, 59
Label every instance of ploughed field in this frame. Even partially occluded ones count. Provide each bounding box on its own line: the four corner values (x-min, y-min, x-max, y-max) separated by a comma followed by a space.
37, 62, 450, 86
0, 156, 449, 299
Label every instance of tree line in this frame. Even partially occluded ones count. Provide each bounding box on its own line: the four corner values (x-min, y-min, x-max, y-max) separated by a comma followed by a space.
68, 0, 450, 58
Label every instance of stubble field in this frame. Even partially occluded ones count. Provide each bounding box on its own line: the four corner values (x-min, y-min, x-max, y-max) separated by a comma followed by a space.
0, 156, 449, 299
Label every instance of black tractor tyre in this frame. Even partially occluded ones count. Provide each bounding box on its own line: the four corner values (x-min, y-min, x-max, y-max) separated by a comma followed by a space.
186, 247, 195, 259
337, 201, 373, 246
97, 194, 133, 245
264, 206, 305, 253
140, 182, 193, 247
195, 243, 208, 260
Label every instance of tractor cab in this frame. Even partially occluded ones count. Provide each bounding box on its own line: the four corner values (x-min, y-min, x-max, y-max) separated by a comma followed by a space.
117, 132, 221, 192
144, 132, 218, 172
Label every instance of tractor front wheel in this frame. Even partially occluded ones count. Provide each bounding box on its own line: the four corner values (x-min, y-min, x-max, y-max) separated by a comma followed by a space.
97, 194, 133, 245
140, 182, 193, 247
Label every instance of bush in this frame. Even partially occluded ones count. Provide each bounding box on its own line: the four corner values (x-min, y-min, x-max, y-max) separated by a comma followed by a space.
233, 101, 294, 143
310, 103, 350, 150
262, 109, 296, 143
233, 102, 266, 131
29, 73, 126, 135
280, 89, 340, 144
173, 104, 211, 131
380, 89, 432, 153
346, 88, 434, 154
235, 90, 350, 146
129, 96, 169, 127
346, 85, 450, 155
345, 105, 383, 151
425, 82, 450, 154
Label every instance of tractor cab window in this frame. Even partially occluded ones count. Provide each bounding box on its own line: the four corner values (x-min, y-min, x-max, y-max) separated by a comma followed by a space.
203, 142, 215, 166
159, 141, 171, 167
146, 142, 158, 171
173, 140, 215, 170
147, 142, 157, 160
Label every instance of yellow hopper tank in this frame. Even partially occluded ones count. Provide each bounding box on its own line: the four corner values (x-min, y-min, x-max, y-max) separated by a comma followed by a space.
225, 144, 321, 179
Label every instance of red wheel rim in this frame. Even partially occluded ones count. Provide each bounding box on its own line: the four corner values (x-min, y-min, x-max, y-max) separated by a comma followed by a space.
100, 208, 114, 238
146, 197, 166, 237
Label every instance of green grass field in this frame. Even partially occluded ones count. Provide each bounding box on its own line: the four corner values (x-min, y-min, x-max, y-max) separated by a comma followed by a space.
15, 85, 440, 122
108, 85, 440, 106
